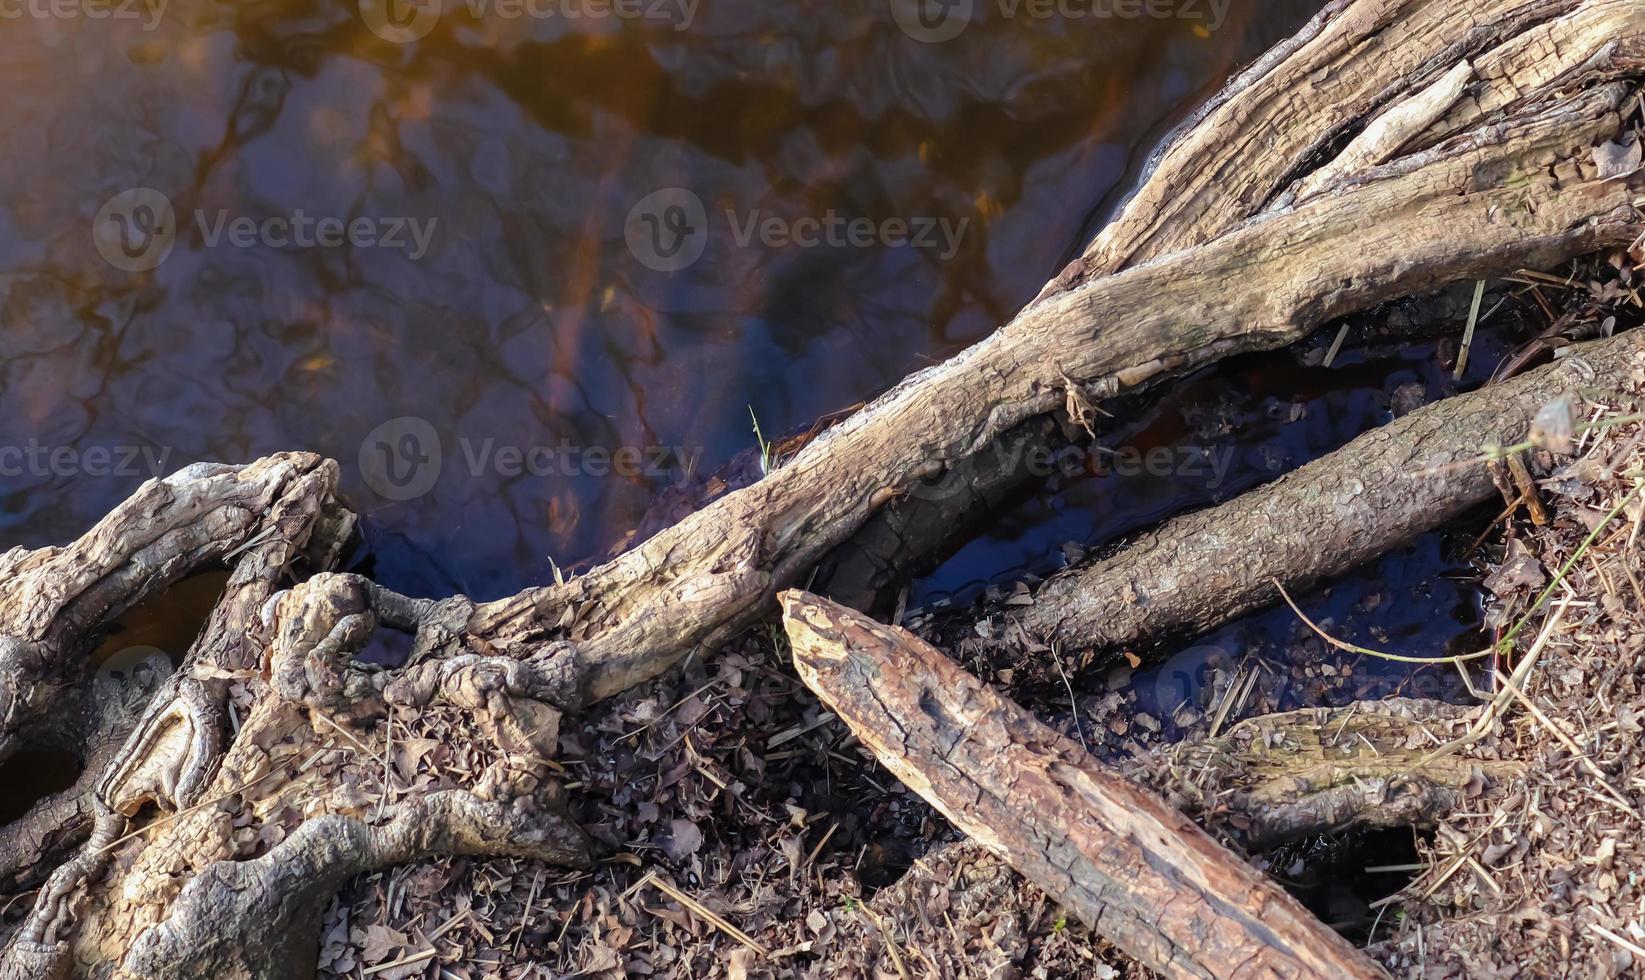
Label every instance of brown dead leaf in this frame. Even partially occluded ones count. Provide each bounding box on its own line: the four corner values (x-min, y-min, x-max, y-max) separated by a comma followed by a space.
359, 923, 408, 964
661, 819, 704, 862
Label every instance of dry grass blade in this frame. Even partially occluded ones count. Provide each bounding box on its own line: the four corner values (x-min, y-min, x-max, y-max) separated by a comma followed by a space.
1589, 923, 1645, 961
1455, 279, 1487, 379
1496, 670, 1639, 816
630, 871, 772, 958
856, 903, 913, 980
1273, 579, 1492, 664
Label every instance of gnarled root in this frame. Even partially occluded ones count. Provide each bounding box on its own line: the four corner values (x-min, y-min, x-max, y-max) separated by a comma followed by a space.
4, 558, 592, 979
0, 454, 343, 762
1134, 699, 1517, 849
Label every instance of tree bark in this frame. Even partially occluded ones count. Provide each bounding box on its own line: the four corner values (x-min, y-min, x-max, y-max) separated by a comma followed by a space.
970, 327, 1645, 670
1134, 699, 1516, 848
0, 454, 348, 762
782, 590, 1386, 979
463, 0, 1644, 711
3, 2, 1643, 975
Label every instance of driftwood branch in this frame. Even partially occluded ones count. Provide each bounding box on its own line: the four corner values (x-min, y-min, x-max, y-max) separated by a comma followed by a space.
782, 590, 1385, 979
462, 0, 1644, 711
2, 2, 1643, 974
981, 328, 1645, 666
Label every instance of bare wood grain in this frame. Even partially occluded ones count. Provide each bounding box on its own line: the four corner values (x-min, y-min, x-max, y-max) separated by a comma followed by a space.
782, 590, 1386, 979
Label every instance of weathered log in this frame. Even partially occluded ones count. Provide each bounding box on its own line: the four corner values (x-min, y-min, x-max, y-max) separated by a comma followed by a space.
4, 2, 1644, 973
1134, 699, 1517, 848
854, 698, 1515, 974
781, 590, 1385, 979
463, 0, 1645, 712
979, 327, 1645, 667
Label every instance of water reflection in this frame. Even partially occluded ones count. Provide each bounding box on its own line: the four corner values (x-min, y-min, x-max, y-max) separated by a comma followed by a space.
0, 0, 1322, 599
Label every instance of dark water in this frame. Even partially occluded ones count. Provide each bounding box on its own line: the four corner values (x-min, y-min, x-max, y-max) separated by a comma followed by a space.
908, 286, 1544, 700
0, 0, 1325, 602
0, 749, 80, 825
1267, 827, 1424, 944
914, 308, 1536, 609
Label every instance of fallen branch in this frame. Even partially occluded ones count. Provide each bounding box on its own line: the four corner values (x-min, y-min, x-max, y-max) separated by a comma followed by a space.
988, 328, 1645, 667
782, 590, 1385, 979
466, 0, 1645, 710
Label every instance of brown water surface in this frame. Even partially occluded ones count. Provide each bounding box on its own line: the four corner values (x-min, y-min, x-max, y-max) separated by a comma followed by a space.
0, 0, 1324, 599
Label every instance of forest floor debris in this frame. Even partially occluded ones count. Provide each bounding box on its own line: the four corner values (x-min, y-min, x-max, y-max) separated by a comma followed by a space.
312, 254, 1645, 979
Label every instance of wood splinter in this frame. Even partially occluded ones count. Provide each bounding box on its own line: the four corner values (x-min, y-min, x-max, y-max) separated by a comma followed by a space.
781, 590, 1386, 980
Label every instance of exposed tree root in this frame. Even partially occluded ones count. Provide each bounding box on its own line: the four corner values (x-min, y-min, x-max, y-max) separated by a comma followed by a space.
3, 561, 592, 979
960, 328, 1645, 676
1, 2, 1643, 975
0, 454, 346, 762
0, 652, 171, 893
1135, 699, 1518, 849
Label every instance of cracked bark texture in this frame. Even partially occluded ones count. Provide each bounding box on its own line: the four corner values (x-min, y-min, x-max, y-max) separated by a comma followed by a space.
782, 590, 1386, 979
860, 699, 1514, 974
0, 455, 343, 762
982, 328, 1645, 667
0, 455, 588, 978
2, 561, 592, 980
2, 2, 1643, 976
0, 653, 173, 894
